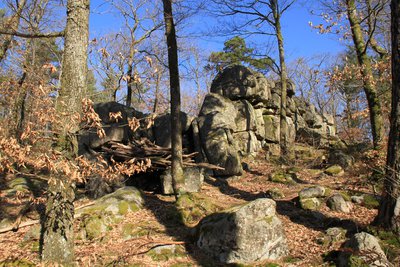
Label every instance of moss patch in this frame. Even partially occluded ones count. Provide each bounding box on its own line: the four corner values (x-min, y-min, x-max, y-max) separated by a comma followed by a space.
176, 193, 222, 226
269, 170, 296, 185
362, 194, 380, 209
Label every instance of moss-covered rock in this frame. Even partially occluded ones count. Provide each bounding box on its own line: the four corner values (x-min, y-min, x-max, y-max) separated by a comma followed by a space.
266, 188, 285, 200
299, 186, 328, 199
317, 227, 347, 247
299, 197, 322, 210
269, 170, 296, 185
77, 186, 144, 240
176, 193, 222, 226
324, 165, 344, 176
362, 194, 380, 209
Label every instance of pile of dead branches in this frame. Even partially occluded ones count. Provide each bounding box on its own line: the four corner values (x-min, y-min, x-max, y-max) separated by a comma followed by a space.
99, 139, 223, 171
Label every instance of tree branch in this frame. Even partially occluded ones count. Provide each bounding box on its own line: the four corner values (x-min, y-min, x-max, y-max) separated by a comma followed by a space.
0, 29, 64, 38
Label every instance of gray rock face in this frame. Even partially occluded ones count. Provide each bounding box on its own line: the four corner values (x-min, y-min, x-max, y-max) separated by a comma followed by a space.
196, 198, 288, 264
198, 94, 242, 176
339, 232, 390, 267
153, 112, 193, 148
210, 65, 271, 104
161, 167, 205, 195
327, 194, 352, 213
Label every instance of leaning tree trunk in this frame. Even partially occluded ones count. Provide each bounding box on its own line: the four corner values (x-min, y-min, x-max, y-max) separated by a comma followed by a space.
162, 0, 184, 198
374, 0, 400, 232
41, 0, 90, 264
346, 0, 384, 149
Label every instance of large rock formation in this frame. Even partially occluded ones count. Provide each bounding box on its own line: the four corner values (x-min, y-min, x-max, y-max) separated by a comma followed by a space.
79, 65, 340, 179
194, 65, 338, 176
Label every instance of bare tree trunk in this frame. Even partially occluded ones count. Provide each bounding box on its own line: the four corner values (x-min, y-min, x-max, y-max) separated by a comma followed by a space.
346, 0, 384, 149
162, 0, 184, 198
126, 61, 134, 107
42, 0, 90, 264
271, 0, 288, 156
153, 71, 161, 113
374, 0, 400, 232
0, 0, 27, 63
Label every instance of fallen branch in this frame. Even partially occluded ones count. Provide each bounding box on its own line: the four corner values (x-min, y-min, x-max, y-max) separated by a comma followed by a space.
132, 240, 186, 256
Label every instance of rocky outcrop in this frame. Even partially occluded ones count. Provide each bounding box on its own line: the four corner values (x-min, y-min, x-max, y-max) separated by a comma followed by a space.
196, 65, 339, 176
196, 198, 288, 264
79, 65, 341, 180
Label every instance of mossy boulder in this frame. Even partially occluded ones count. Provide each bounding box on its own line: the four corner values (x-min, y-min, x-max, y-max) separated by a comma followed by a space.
338, 232, 390, 267
299, 197, 322, 211
269, 170, 296, 185
77, 186, 143, 240
196, 198, 288, 264
266, 188, 285, 199
299, 186, 329, 199
298, 186, 330, 211
78, 186, 143, 217
324, 165, 344, 176
317, 227, 347, 247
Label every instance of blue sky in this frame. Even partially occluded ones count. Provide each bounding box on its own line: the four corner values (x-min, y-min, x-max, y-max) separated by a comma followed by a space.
89, 0, 345, 63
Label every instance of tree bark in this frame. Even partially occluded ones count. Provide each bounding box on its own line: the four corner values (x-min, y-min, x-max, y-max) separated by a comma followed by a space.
346, 0, 384, 149
374, 0, 400, 232
271, 0, 288, 155
162, 0, 184, 198
42, 0, 90, 264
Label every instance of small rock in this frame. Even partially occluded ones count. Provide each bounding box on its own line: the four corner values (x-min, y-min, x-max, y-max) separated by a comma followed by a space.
269, 170, 296, 185
299, 197, 322, 210
351, 195, 364, 204
327, 194, 352, 213
266, 188, 285, 199
317, 227, 347, 247
299, 186, 328, 199
324, 165, 344, 176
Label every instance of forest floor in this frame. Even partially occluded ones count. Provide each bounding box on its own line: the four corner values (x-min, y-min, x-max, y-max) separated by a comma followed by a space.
0, 143, 398, 266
